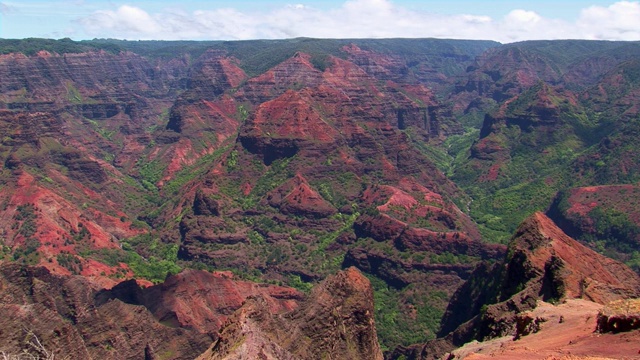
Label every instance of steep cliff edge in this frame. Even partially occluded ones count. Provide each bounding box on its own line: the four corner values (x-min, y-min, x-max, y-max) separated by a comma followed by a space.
96, 269, 304, 334
0, 262, 384, 360
444, 212, 640, 339
0, 263, 211, 359
197, 267, 383, 360
391, 212, 640, 359
0, 263, 310, 359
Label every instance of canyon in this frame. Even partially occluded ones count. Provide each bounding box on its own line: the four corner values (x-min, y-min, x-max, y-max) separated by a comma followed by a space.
0, 37, 639, 359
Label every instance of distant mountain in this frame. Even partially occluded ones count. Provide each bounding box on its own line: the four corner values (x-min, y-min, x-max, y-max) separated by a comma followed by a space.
449, 42, 640, 247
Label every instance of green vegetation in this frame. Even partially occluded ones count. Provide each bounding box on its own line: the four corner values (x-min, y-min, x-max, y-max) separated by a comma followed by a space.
237, 105, 249, 122
12, 238, 40, 265
584, 206, 640, 254
137, 159, 165, 191
11, 204, 43, 264
576, 117, 640, 185
125, 251, 181, 283
367, 274, 446, 351
162, 144, 232, 196
316, 212, 360, 253
57, 252, 83, 275
14, 204, 37, 239
446, 84, 603, 242
66, 82, 83, 104
84, 118, 116, 141
0, 37, 121, 55
240, 156, 294, 209
429, 252, 476, 265
627, 251, 640, 273
226, 150, 238, 171
287, 274, 314, 293
87, 234, 181, 283
404, 130, 451, 174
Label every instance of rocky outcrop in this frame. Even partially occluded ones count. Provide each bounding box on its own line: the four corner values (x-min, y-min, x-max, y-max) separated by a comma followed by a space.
239, 89, 340, 164
443, 298, 640, 360
97, 269, 304, 334
436, 261, 502, 337
0, 263, 212, 360
237, 52, 324, 104
193, 188, 221, 216
394, 212, 640, 359
0, 263, 313, 359
266, 174, 337, 218
354, 213, 503, 259
596, 298, 640, 333
503, 212, 640, 303
197, 267, 383, 360
460, 212, 639, 334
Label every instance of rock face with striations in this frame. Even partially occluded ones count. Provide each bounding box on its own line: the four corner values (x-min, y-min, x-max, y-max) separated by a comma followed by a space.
0, 263, 211, 360
494, 212, 640, 305
0, 262, 382, 360
197, 267, 383, 360
446, 212, 640, 338
391, 212, 640, 360
176, 49, 486, 311
97, 268, 304, 334
0, 263, 311, 359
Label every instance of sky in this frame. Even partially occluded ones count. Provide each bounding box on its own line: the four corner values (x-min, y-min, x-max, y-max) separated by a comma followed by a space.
1, 0, 640, 43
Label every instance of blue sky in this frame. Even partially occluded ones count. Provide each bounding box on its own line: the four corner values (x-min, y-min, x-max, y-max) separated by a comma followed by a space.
1, 0, 640, 42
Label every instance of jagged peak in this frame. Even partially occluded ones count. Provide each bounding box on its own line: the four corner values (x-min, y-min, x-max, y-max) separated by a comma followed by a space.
510, 211, 569, 251
309, 266, 372, 298
267, 172, 337, 218
507, 212, 640, 303
434, 212, 640, 355
502, 82, 565, 116
274, 51, 320, 72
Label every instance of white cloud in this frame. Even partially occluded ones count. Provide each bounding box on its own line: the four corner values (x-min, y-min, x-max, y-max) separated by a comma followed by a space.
80, 5, 162, 38
75, 1, 640, 43
578, 1, 640, 40
504, 9, 541, 26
